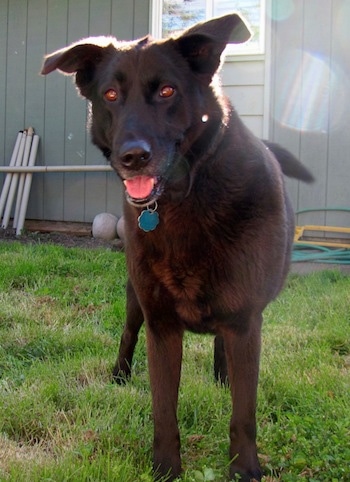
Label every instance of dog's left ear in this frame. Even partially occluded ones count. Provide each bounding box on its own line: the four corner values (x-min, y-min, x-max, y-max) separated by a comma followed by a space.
175, 13, 251, 80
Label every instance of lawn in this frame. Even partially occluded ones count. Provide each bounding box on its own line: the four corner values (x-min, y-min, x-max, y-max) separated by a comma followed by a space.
0, 241, 349, 481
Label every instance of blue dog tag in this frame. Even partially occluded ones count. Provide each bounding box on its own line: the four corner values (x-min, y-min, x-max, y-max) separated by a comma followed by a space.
138, 204, 159, 232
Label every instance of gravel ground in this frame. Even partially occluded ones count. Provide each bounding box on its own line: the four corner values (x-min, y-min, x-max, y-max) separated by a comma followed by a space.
0, 227, 124, 251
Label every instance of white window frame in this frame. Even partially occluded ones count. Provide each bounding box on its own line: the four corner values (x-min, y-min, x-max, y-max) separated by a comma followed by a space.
150, 0, 266, 57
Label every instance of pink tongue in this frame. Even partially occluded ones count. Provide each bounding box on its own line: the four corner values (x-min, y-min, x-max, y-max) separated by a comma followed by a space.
123, 176, 155, 199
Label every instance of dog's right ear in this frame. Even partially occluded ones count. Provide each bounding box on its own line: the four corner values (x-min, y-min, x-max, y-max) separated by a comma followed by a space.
41, 38, 115, 98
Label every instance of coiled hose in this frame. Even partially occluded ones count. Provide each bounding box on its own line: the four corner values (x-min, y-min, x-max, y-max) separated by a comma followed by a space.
292, 208, 350, 264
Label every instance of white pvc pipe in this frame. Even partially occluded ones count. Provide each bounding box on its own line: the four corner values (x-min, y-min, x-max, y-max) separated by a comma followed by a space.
0, 132, 114, 232
16, 135, 40, 236
0, 131, 23, 221
13, 128, 34, 228
0, 165, 114, 173
1, 132, 27, 228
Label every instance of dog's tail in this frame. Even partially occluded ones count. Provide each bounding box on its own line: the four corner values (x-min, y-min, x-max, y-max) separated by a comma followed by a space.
263, 140, 314, 183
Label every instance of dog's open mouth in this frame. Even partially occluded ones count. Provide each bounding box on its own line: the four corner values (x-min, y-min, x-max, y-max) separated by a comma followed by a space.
123, 175, 162, 207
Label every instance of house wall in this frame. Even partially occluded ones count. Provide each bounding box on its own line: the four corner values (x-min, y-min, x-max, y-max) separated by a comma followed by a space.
0, 0, 266, 223
269, 0, 350, 228
2, 1, 348, 227
222, 54, 265, 138
0, 0, 150, 222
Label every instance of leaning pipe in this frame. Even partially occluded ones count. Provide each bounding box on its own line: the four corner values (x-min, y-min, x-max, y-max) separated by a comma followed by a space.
13, 128, 34, 228
1, 132, 27, 228
0, 141, 115, 232
0, 131, 23, 220
16, 135, 40, 235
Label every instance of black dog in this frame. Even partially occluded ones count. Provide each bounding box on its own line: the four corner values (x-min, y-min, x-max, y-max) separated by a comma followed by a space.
42, 13, 313, 481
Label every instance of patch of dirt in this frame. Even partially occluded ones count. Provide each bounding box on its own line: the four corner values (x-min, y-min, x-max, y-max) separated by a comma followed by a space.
0, 227, 124, 251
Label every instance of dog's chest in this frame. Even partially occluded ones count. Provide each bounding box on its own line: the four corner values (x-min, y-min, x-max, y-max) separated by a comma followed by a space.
150, 254, 213, 326
128, 206, 227, 328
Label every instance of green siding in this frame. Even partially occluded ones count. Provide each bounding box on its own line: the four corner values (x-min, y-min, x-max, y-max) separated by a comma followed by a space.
0, 0, 8, 174
270, 0, 350, 228
0, 0, 150, 222
222, 56, 265, 137
1, 0, 349, 228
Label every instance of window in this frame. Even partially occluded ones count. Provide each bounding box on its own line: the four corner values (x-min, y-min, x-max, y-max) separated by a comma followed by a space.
151, 0, 265, 54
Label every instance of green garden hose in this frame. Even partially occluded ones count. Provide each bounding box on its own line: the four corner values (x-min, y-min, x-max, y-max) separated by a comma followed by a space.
292, 208, 350, 264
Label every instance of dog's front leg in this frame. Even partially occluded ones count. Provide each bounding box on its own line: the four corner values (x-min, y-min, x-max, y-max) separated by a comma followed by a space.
223, 315, 263, 482
146, 322, 183, 481
113, 279, 144, 382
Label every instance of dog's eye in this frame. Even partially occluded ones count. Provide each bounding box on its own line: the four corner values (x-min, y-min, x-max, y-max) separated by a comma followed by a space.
104, 89, 118, 102
159, 85, 175, 98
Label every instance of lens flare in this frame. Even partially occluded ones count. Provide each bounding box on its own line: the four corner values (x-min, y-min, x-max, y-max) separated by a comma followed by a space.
273, 49, 346, 133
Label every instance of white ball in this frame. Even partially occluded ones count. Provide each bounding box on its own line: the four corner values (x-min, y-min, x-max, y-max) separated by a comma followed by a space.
116, 216, 125, 241
92, 213, 118, 240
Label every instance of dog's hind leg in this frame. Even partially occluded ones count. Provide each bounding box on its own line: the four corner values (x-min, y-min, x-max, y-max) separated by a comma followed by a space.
146, 322, 183, 481
112, 279, 144, 383
214, 335, 229, 385
222, 314, 263, 482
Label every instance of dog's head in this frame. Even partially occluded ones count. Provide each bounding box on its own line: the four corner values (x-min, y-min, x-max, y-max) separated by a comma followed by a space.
42, 14, 250, 207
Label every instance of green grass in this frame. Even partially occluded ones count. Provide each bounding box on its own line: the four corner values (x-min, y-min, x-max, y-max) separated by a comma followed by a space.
0, 241, 349, 482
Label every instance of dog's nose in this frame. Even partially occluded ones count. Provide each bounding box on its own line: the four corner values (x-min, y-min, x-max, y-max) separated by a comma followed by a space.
119, 140, 152, 169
